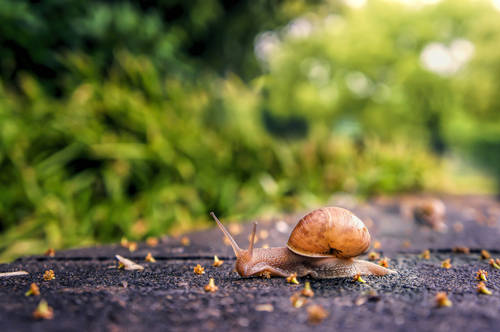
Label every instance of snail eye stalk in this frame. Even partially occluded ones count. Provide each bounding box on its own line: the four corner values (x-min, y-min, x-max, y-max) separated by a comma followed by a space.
248, 222, 257, 258
210, 212, 242, 257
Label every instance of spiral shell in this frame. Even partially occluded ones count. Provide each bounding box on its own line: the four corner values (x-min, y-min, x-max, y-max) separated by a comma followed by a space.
286, 207, 370, 259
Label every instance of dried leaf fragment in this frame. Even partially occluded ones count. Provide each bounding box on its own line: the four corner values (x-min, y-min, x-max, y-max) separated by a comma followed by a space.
128, 242, 138, 252
373, 241, 381, 249
435, 292, 452, 307
44, 248, 55, 257
489, 258, 500, 270
115, 255, 144, 270
441, 258, 452, 269
301, 281, 314, 297
25, 283, 40, 296
145, 252, 156, 262
476, 269, 488, 281
213, 256, 223, 267
255, 304, 274, 312
481, 250, 490, 260
378, 257, 389, 268
33, 300, 54, 320
290, 293, 307, 308
120, 237, 128, 247
24, 282, 40, 296
368, 251, 380, 261
146, 237, 159, 247
181, 236, 190, 246
420, 250, 430, 260
43, 270, 55, 281
307, 304, 328, 324
204, 278, 218, 293
477, 282, 492, 295
193, 264, 205, 275
353, 274, 366, 283
286, 273, 299, 285
260, 271, 271, 279
0, 271, 29, 278
452, 246, 470, 254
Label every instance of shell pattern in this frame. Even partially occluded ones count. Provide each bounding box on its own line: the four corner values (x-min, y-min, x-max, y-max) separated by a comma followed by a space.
286, 207, 370, 259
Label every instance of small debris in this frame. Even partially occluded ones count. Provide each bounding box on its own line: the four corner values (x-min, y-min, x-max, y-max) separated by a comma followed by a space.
121, 281, 128, 288
286, 273, 299, 285
353, 274, 366, 283
441, 259, 452, 269
193, 264, 205, 275
0, 271, 29, 278
402, 240, 411, 248
25, 283, 40, 296
354, 296, 367, 306
44, 248, 55, 257
145, 252, 156, 262
378, 257, 389, 268
255, 304, 274, 312
204, 278, 218, 293
354, 290, 381, 306
115, 255, 144, 270
213, 256, 224, 267
128, 242, 138, 252
146, 237, 159, 247
477, 281, 492, 295
481, 250, 490, 260
367, 251, 380, 261
260, 271, 271, 279
181, 236, 190, 246
120, 237, 129, 248
307, 304, 328, 324
489, 258, 500, 269
476, 269, 488, 281
33, 300, 54, 320
43, 270, 55, 281
290, 293, 307, 308
420, 250, 431, 260
262, 244, 270, 249
373, 241, 381, 249
452, 246, 470, 254
301, 281, 314, 297
435, 292, 452, 307
223, 237, 232, 246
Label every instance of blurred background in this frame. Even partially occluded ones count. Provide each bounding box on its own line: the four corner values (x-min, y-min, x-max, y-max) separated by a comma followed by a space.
1, 0, 500, 261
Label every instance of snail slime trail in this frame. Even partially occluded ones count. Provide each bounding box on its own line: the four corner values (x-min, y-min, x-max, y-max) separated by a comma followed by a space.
210, 208, 396, 279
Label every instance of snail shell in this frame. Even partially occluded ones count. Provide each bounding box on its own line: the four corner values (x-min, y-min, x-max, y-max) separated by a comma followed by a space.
286, 207, 370, 259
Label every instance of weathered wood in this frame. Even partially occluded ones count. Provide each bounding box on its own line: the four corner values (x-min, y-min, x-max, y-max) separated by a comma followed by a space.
1, 195, 499, 332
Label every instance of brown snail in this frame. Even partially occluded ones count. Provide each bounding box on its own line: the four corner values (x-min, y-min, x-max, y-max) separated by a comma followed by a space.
210, 207, 396, 278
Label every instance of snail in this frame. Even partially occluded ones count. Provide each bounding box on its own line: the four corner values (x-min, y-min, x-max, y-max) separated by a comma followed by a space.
210, 207, 396, 279
401, 197, 447, 232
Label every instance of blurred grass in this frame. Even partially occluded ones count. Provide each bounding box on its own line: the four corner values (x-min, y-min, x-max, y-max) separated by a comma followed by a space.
1, 0, 500, 261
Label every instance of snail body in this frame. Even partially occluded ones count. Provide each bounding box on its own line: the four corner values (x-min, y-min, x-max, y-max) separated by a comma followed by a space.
211, 207, 395, 279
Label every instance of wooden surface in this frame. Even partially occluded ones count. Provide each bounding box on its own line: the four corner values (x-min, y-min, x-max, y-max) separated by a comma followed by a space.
1, 195, 500, 332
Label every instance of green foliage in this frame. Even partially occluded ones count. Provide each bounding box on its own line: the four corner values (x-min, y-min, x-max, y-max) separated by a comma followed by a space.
1, 0, 500, 260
